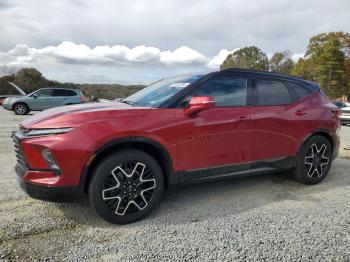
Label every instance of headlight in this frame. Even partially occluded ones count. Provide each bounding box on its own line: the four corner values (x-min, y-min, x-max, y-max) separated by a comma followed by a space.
26, 128, 73, 136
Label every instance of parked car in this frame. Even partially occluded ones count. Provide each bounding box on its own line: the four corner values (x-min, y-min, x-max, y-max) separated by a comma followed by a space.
0, 95, 12, 106
332, 101, 350, 125
13, 69, 341, 224
0, 82, 27, 106
3, 87, 87, 115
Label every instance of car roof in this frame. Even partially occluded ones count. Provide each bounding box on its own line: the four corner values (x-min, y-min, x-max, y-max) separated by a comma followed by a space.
38, 87, 78, 91
219, 68, 317, 86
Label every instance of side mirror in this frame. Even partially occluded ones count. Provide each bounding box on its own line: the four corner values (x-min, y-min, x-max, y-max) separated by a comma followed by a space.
184, 96, 215, 116
32, 93, 38, 98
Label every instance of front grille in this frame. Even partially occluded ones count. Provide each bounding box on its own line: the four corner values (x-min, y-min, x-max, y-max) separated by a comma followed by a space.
12, 131, 29, 172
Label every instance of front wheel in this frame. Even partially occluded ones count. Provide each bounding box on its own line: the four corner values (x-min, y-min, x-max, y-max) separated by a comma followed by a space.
291, 135, 333, 185
89, 149, 164, 224
13, 103, 29, 115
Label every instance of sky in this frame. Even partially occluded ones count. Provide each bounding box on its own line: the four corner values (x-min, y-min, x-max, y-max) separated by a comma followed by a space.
0, 0, 349, 84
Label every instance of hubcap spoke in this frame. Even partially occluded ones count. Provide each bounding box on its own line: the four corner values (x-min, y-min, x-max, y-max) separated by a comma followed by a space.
305, 143, 329, 178
101, 161, 156, 216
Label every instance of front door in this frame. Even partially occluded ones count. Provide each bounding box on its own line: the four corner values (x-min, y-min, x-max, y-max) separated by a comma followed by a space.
175, 74, 254, 180
29, 89, 53, 110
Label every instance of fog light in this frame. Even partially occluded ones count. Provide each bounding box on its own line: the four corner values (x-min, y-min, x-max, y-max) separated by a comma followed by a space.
41, 149, 60, 176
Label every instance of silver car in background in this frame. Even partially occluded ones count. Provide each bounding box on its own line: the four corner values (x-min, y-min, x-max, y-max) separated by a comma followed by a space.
2, 87, 88, 115
333, 100, 350, 126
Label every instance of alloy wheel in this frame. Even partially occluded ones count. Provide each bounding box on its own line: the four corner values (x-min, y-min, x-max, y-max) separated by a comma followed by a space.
101, 161, 156, 216
304, 143, 330, 178
15, 104, 27, 114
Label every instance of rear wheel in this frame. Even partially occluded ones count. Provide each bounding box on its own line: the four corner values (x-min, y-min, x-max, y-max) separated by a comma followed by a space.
89, 149, 164, 224
13, 103, 29, 115
292, 135, 333, 185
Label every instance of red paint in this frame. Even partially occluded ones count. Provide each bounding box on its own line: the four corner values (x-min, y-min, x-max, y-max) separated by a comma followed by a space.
18, 91, 340, 188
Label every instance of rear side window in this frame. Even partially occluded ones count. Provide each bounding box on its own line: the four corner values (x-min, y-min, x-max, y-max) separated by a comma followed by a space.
66, 90, 77, 96
286, 82, 310, 99
52, 89, 67, 96
194, 76, 247, 106
52, 89, 77, 96
256, 79, 292, 106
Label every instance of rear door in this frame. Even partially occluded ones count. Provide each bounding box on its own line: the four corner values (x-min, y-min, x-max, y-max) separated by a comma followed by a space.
50, 89, 68, 107
251, 78, 310, 167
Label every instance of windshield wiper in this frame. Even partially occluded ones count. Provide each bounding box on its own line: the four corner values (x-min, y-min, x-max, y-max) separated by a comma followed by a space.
120, 100, 135, 106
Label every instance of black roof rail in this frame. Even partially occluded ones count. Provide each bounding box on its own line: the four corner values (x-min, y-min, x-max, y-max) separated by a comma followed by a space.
220, 67, 314, 83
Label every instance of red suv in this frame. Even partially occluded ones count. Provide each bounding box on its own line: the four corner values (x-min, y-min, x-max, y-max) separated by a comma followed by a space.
13, 69, 341, 224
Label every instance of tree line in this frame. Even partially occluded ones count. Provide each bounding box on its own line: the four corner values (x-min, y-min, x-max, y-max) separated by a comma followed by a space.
0, 67, 144, 99
221, 32, 350, 99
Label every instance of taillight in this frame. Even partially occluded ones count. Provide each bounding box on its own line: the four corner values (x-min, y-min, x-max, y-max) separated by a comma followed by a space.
331, 108, 342, 119
80, 96, 87, 103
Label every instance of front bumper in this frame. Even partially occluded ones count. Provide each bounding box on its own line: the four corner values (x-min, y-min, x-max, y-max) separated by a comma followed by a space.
2, 103, 12, 110
15, 163, 83, 202
11, 128, 92, 202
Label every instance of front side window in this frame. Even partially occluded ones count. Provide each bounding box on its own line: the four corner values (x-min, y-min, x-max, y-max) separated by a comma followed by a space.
256, 79, 292, 106
193, 76, 247, 107
35, 89, 53, 97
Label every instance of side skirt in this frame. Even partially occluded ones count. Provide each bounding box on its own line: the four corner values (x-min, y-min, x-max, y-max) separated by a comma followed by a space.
178, 156, 296, 184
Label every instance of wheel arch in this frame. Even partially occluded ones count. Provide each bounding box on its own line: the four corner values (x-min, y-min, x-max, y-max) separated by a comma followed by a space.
12, 101, 30, 111
296, 128, 337, 166
301, 128, 335, 151
80, 136, 178, 192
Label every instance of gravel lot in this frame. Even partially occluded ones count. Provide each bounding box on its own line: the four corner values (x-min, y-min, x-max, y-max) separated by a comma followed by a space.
1, 107, 350, 261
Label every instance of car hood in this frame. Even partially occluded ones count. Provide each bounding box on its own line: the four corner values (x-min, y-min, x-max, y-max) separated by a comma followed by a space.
5, 95, 25, 101
20, 102, 151, 129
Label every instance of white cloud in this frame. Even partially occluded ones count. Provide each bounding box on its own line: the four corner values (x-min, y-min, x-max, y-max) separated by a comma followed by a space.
207, 49, 238, 69
160, 46, 208, 65
292, 53, 305, 62
0, 41, 212, 67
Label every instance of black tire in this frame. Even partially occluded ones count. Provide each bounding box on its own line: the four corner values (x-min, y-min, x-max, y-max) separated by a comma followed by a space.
89, 149, 164, 224
291, 135, 333, 185
13, 103, 30, 115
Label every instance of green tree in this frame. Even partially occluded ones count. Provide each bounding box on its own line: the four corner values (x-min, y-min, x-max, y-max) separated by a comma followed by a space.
14, 68, 49, 93
269, 50, 294, 74
293, 58, 316, 80
220, 46, 269, 71
293, 32, 350, 98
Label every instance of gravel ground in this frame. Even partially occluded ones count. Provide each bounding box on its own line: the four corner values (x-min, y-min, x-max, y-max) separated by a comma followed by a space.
1, 107, 350, 261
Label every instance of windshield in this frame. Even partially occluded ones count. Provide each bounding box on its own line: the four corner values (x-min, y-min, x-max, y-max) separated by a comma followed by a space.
123, 74, 203, 107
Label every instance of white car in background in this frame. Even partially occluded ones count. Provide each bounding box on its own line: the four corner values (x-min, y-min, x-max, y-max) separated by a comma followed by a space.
333, 101, 350, 125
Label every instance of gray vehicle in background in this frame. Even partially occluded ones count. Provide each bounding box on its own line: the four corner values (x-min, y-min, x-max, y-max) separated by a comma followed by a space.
2, 84, 87, 115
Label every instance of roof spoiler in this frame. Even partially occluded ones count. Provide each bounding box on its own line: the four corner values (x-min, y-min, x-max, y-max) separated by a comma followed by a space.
8, 82, 26, 96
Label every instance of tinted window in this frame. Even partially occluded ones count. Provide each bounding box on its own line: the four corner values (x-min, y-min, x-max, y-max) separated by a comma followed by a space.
35, 89, 53, 97
194, 76, 247, 106
256, 79, 291, 105
51, 89, 77, 96
66, 90, 77, 96
333, 101, 345, 108
287, 82, 310, 99
52, 89, 67, 96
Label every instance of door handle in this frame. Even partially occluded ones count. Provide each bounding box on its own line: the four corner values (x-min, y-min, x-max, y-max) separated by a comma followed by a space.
295, 110, 307, 116
237, 116, 247, 122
